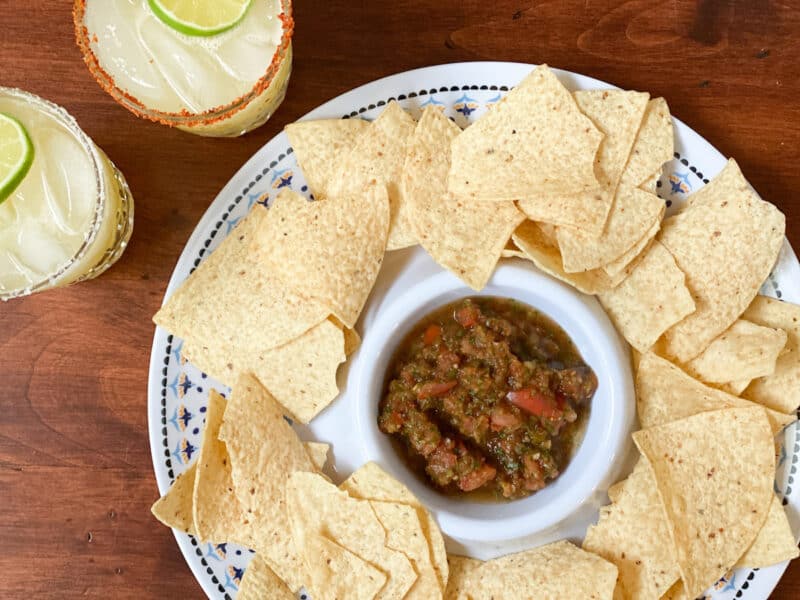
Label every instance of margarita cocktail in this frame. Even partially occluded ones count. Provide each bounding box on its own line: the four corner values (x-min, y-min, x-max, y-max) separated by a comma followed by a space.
0, 88, 133, 301
74, 0, 293, 137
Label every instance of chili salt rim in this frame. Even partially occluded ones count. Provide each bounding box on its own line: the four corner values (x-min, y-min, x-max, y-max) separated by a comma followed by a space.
72, 0, 294, 129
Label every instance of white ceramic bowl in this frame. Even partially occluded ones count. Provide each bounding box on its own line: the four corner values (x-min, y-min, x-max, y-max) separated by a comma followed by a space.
352, 259, 635, 558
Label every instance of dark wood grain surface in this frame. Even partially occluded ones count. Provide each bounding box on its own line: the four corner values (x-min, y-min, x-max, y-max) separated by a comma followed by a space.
1, 1, 798, 598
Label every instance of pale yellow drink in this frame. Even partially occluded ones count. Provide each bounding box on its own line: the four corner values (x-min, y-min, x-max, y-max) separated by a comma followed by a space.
75, 0, 293, 137
0, 88, 134, 300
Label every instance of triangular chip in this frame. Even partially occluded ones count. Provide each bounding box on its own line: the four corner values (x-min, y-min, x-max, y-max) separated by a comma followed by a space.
598, 241, 695, 352
635, 352, 794, 435
684, 319, 787, 383
574, 89, 649, 186
237, 555, 294, 600
403, 106, 524, 290
304, 441, 330, 472
285, 118, 369, 199
511, 220, 621, 294
301, 534, 387, 600
185, 317, 345, 424
619, 98, 674, 188
449, 65, 607, 231
286, 471, 417, 599
218, 373, 317, 591
632, 407, 775, 598
557, 184, 664, 273
151, 463, 197, 535
342, 462, 448, 592
742, 295, 800, 413
601, 216, 661, 278
444, 555, 482, 600
192, 390, 255, 547
153, 206, 329, 356
255, 188, 390, 328
736, 494, 800, 568
583, 459, 680, 600
469, 540, 618, 600
661, 580, 688, 600
553, 89, 652, 268
370, 500, 442, 599
720, 378, 752, 396
329, 101, 417, 250
639, 170, 661, 194
658, 159, 785, 362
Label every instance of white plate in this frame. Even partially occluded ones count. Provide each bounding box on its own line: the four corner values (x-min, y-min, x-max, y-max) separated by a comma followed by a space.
148, 62, 800, 599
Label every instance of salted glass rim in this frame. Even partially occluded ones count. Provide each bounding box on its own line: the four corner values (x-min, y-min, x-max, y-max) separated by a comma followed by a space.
0, 87, 107, 300
72, 0, 294, 128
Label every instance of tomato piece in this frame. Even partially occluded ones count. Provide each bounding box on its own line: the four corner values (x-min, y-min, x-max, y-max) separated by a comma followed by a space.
422, 324, 442, 346
455, 305, 479, 328
506, 389, 561, 419
417, 381, 457, 400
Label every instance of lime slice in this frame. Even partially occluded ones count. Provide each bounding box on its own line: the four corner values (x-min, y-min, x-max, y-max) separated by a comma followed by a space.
0, 113, 34, 205
148, 0, 253, 37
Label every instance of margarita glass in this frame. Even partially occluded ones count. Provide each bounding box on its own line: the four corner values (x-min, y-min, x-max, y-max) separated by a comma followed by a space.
73, 0, 294, 137
0, 88, 134, 301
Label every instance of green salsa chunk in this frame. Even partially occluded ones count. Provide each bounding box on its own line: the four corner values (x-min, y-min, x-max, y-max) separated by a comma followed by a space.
379, 297, 597, 500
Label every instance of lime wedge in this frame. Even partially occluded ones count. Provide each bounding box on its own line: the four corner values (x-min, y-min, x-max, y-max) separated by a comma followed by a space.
148, 0, 253, 37
0, 113, 34, 205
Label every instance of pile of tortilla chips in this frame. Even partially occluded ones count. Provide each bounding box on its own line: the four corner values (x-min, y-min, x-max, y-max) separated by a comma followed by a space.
151, 374, 451, 598
150, 64, 800, 599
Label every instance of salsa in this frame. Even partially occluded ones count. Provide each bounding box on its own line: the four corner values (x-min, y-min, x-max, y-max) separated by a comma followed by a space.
378, 297, 597, 500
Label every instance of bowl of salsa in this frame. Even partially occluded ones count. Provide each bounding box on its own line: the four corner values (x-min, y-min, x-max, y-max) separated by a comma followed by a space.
379, 296, 597, 501
352, 262, 635, 554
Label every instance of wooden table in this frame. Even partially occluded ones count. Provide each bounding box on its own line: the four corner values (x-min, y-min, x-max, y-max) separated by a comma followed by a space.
1, 1, 798, 597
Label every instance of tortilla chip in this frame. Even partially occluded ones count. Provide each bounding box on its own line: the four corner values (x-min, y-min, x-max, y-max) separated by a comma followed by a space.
256, 188, 389, 328
602, 216, 660, 279
574, 89, 649, 184
192, 390, 254, 547
370, 500, 442, 599
639, 170, 661, 194
449, 65, 607, 231
551, 89, 652, 266
344, 327, 361, 356
218, 373, 317, 591
237, 555, 294, 600
742, 295, 800, 413
598, 241, 695, 352
736, 494, 799, 568
301, 534, 388, 600
285, 118, 369, 199
512, 220, 620, 295
635, 352, 795, 435
329, 101, 417, 250
153, 206, 329, 355
469, 540, 618, 600
658, 159, 786, 362
304, 441, 330, 472
583, 459, 680, 600
151, 463, 197, 535
500, 239, 527, 259
632, 407, 775, 598
444, 555, 482, 600
342, 462, 448, 592
557, 185, 664, 274
661, 581, 688, 600
287, 471, 417, 599
684, 319, 787, 383
720, 378, 752, 396
185, 317, 345, 424
619, 98, 674, 188
403, 106, 524, 290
